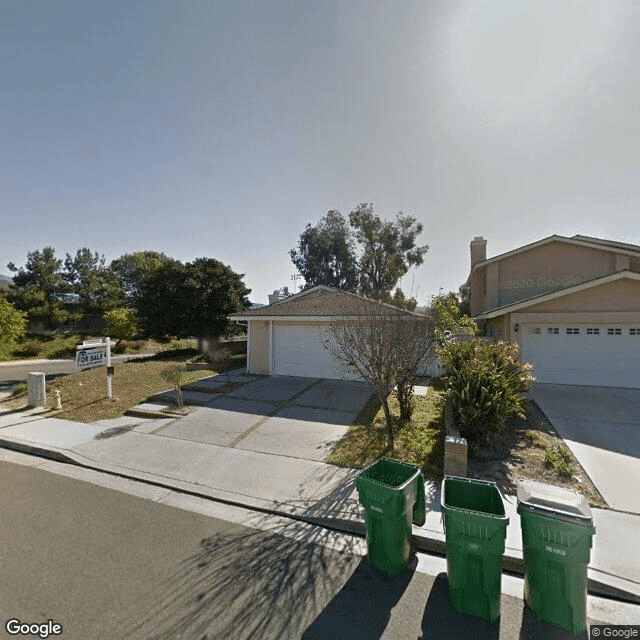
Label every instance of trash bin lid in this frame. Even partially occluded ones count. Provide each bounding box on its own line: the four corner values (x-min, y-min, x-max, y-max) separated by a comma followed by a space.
517, 481, 594, 527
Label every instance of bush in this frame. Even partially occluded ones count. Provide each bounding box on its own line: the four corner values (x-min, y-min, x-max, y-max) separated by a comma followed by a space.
16, 340, 46, 357
439, 340, 534, 454
160, 364, 185, 408
545, 445, 575, 478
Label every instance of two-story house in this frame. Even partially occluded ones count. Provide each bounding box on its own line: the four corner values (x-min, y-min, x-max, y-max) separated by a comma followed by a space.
468, 235, 640, 388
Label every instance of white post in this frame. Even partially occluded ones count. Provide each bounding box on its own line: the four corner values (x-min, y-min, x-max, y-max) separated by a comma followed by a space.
27, 372, 47, 408
106, 337, 113, 399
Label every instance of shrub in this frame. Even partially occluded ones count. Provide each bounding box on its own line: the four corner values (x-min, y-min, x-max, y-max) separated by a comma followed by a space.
160, 364, 185, 408
439, 339, 534, 454
103, 308, 139, 345
16, 340, 46, 357
545, 445, 575, 478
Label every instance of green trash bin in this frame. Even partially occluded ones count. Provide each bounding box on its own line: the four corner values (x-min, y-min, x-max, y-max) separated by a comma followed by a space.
441, 476, 509, 623
356, 457, 426, 578
517, 481, 595, 635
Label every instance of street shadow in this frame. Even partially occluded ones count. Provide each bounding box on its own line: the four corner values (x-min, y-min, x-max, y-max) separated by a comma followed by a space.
518, 605, 588, 639
300, 465, 361, 524
419, 573, 500, 640
301, 555, 418, 640
115, 515, 365, 640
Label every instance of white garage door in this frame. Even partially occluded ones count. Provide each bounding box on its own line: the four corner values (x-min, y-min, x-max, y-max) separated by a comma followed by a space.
520, 324, 640, 387
273, 326, 358, 379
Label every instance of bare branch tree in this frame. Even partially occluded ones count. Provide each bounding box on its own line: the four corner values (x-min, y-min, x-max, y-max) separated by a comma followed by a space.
393, 315, 438, 420
322, 301, 436, 450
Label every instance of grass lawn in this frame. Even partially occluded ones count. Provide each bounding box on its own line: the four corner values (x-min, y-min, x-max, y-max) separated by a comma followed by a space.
327, 382, 446, 481
326, 379, 607, 506
4, 351, 246, 423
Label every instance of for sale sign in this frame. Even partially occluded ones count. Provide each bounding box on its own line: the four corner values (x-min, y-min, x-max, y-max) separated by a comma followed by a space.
75, 347, 106, 371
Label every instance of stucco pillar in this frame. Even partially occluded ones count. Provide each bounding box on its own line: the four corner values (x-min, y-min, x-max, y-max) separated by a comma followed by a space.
27, 372, 46, 408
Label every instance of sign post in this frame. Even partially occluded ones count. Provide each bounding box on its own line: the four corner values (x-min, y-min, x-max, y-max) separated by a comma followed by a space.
75, 338, 114, 400
106, 337, 113, 400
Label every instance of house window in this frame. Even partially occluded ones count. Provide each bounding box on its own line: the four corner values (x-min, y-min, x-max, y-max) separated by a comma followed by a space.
547, 327, 559, 335
607, 328, 622, 335
530, 327, 541, 334
630, 328, 640, 336
565, 328, 579, 335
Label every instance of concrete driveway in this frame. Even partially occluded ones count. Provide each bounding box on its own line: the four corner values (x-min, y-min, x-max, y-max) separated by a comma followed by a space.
530, 383, 640, 513
155, 376, 373, 462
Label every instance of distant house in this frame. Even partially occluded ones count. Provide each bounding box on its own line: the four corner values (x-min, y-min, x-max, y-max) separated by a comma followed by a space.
468, 235, 640, 387
230, 285, 425, 379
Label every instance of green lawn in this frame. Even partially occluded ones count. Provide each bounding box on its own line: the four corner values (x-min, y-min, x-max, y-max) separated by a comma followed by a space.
327, 382, 446, 480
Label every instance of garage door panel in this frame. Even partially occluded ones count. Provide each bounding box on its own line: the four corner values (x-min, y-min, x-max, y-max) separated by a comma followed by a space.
273, 326, 359, 380
521, 325, 640, 388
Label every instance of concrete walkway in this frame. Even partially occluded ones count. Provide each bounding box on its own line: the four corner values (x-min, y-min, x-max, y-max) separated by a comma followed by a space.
530, 383, 640, 513
1, 384, 639, 604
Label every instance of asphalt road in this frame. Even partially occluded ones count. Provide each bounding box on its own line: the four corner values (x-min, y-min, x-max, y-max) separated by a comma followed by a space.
0, 460, 605, 640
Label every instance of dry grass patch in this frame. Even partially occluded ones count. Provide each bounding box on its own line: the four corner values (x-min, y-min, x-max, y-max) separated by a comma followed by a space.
2, 355, 244, 423
467, 399, 607, 507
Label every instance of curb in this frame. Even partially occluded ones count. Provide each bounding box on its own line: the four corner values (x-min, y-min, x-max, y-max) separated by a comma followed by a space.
0, 436, 638, 605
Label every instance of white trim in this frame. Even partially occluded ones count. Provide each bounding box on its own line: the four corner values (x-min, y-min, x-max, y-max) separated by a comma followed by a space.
472, 235, 640, 272
476, 271, 640, 320
246, 321, 251, 373
268, 320, 273, 375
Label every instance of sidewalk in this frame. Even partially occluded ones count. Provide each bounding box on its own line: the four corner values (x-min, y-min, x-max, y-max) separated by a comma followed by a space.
1, 402, 639, 605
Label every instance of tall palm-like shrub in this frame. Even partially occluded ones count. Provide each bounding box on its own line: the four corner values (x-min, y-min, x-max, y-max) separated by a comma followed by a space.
439, 340, 534, 453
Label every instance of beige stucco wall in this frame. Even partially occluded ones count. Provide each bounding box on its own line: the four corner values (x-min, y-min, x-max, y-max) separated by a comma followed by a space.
472, 241, 622, 314
523, 278, 640, 313
248, 321, 270, 375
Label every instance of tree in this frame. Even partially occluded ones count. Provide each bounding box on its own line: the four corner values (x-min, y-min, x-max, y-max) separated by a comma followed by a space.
323, 305, 436, 450
349, 203, 429, 300
181, 258, 251, 347
160, 364, 185, 409
431, 292, 477, 339
109, 251, 173, 305
290, 204, 428, 301
136, 259, 188, 338
102, 308, 139, 347
0, 295, 27, 343
391, 287, 418, 311
289, 210, 358, 291
63, 248, 121, 318
136, 258, 251, 346
457, 283, 471, 317
393, 316, 437, 420
7, 247, 68, 329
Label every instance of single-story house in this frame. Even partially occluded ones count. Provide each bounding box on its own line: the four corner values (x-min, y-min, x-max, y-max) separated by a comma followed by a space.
229, 285, 425, 379
468, 234, 640, 388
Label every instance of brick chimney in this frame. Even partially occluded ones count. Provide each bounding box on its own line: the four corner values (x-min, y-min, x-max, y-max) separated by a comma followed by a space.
470, 236, 487, 268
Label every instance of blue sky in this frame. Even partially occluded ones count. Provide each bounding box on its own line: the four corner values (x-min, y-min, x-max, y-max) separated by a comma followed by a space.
2, 1, 639, 304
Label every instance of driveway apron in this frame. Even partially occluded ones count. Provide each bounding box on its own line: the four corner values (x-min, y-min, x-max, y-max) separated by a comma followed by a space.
530, 383, 640, 513
153, 376, 373, 462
